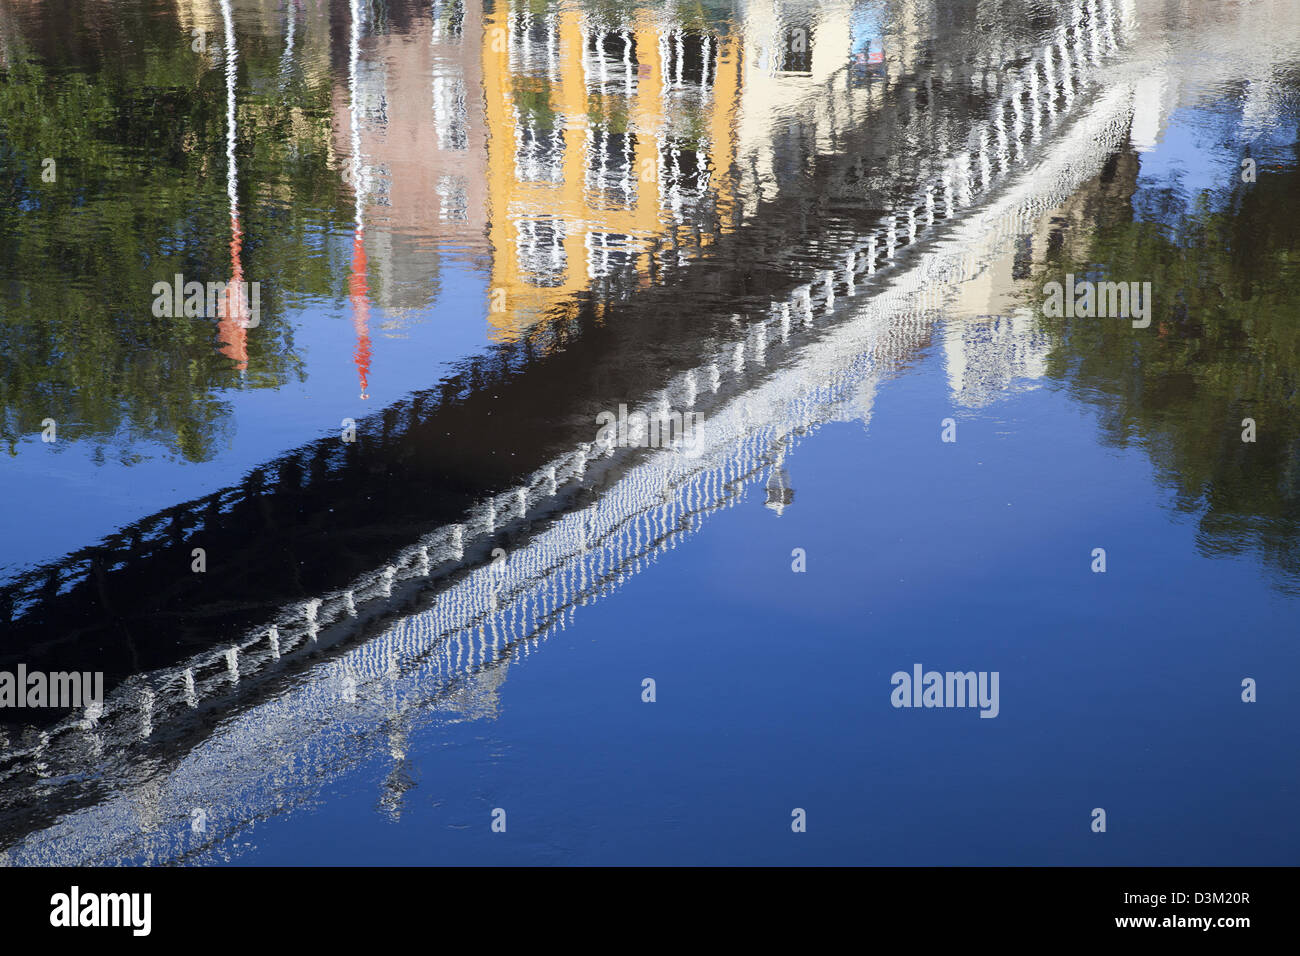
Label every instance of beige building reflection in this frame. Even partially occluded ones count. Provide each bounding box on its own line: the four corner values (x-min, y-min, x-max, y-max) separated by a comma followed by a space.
943, 150, 1140, 407
332, 0, 490, 319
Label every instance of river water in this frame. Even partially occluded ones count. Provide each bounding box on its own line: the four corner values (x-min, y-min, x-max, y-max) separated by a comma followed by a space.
0, 0, 1297, 864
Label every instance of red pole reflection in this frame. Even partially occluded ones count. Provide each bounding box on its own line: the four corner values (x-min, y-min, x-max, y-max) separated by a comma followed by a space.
219, 212, 250, 372
220, 0, 248, 375
350, 226, 372, 400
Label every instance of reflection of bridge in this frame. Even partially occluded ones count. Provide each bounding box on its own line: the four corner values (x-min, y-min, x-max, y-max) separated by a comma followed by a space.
0, 0, 1115, 652
0, 0, 1125, 712
1, 0, 1142, 861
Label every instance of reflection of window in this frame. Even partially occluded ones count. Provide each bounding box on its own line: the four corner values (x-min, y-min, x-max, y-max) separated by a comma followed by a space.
659, 137, 709, 217
367, 163, 392, 207
514, 121, 564, 184
437, 175, 468, 222
660, 31, 716, 89
586, 130, 636, 207
516, 217, 567, 287
432, 70, 468, 150
778, 25, 814, 74
510, 6, 559, 79
586, 231, 639, 279
584, 28, 637, 95
357, 59, 389, 125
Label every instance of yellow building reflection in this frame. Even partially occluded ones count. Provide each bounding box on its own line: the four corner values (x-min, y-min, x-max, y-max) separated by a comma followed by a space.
482, 1, 742, 340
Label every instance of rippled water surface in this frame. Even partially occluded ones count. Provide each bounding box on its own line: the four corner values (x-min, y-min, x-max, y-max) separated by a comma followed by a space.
1, 0, 1298, 865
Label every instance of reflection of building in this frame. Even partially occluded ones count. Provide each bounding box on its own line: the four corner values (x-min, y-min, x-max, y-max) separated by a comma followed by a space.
482, 1, 743, 340
332, 1, 489, 317
730, 0, 909, 221
943, 146, 1141, 407
944, 311, 1050, 407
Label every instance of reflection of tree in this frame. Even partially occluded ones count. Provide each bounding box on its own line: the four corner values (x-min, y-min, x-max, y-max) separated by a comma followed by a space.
514, 79, 558, 129
0, 15, 348, 462
1031, 142, 1300, 589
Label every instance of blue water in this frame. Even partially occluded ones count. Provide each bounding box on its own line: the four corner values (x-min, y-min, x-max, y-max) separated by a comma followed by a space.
2, 0, 1298, 867
185, 340, 1298, 866
0, 258, 493, 577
